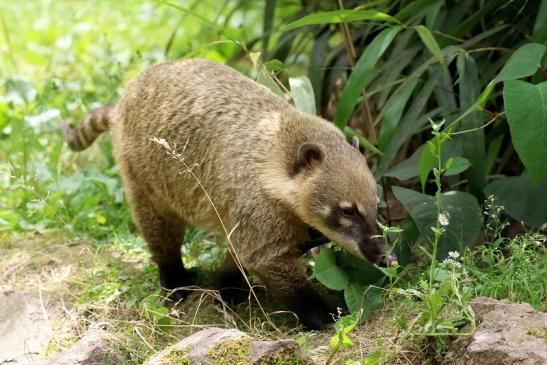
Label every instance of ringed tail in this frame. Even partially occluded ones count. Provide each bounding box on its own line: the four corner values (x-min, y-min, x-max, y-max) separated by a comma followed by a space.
60, 104, 115, 151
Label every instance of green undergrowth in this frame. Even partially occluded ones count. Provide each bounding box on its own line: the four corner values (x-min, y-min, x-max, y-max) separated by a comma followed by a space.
1, 229, 544, 364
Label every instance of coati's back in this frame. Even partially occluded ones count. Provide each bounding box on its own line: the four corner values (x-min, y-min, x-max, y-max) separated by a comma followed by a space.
111, 60, 293, 228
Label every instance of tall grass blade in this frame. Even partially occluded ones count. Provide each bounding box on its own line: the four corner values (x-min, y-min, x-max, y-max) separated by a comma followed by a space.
281, 9, 399, 32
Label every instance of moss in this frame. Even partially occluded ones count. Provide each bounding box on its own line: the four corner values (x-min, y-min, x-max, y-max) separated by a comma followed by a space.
255, 343, 308, 365
207, 337, 253, 365
162, 346, 191, 365
526, 327, 547, 342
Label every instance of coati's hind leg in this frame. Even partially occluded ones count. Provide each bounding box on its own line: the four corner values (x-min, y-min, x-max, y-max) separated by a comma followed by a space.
249, 254, 333, 330
127, 188, 192, 301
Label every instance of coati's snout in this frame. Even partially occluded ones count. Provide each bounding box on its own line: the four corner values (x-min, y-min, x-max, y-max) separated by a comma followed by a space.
357, 224, 398, 267
291, 140, 396, 266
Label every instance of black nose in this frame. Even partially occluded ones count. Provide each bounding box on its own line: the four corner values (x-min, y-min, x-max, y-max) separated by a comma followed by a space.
378, 253, 398, 267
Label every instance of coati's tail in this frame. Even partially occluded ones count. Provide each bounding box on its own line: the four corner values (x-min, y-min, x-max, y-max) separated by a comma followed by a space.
60, 104, 115, 151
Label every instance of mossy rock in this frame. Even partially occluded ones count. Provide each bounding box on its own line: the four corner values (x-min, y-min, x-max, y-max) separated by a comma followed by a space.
144, 327, 314, 365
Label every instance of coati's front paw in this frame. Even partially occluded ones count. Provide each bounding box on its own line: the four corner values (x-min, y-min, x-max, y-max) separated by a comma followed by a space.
298, 307, 333, 330
291, 290, 334, 330
158, 261, 195, 303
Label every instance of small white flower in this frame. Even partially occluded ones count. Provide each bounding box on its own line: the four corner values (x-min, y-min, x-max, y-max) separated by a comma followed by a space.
438, 213, 450, 227
448, 251, 460, 259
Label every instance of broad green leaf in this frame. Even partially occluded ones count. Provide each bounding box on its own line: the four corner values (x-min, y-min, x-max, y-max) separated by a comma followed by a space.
503, 80, 547, 181
337, 250, 385, 285
392, 187, 481, 259
343, 285, 383, 321
282, 10, 399, 31
378, 78, 419, 151
495, 43, 545, 82
415, 25, 444, 67
444, 157, 471, 176
484, 174, 547, 228
361, 286, 383, 321
335, 26, 401, 129
314, 248, 349, 290
385, 146, 423, 181
344, 282, 366, 314
289, 76, 316, 115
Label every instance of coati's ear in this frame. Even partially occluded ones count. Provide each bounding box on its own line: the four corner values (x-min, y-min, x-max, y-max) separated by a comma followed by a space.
289, 143, 324, 176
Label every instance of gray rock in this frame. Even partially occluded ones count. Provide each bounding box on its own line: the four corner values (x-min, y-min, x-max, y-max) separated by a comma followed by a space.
443, 297, 547, 365
0, 291, 54, 364
39, 330, 122, 365
145, 327, 314, 364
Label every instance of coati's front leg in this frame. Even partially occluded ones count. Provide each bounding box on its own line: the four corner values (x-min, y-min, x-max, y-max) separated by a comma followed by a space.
249, 254, 333, 330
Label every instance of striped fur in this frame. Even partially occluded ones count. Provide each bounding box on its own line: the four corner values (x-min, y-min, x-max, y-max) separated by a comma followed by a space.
60, 105, 115, 151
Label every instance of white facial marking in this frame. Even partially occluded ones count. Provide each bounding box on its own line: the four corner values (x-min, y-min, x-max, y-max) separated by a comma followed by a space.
339, 201, 353, 209
319, 205, 332, 216
339, 217, 353, 227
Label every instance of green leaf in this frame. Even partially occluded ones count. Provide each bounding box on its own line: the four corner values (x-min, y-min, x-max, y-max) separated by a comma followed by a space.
444, 157, 471, 176
415, 25, 444, 67
335, 26, 401, 129
289, 76, 316, 115
344, 282, 366, 314
484, 174, 547, 228
392, 187, 481, 259
263, 59, 285, 72
385, 146, 423, 180
455, 53, 485, 198
281, 10, 399, 32
378, 78, 419, 151
262, 0, 276, 58
419, 140, 437, 191
532, 0, 547, 42
395, 0, 438, 21
495, 43, 545, 82
503, 80, 547, 181
314, 248, 349, 290
376, 65, 446, 177
363, 351, 383, 365
343, 126, 383, 155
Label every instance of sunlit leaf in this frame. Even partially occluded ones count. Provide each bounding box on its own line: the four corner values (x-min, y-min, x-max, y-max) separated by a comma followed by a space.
415, 25, 444, 67
282, 10, 399, 32
289, 76, 316, 115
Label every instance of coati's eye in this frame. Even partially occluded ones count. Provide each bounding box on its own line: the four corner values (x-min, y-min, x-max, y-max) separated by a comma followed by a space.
340, 206, 356, 217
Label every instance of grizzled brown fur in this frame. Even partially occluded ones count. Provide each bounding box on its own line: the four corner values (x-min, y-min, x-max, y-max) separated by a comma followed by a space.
63, 59, 392, 329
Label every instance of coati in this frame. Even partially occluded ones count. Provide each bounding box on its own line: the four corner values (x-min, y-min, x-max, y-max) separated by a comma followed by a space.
61, 59, 395, 330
